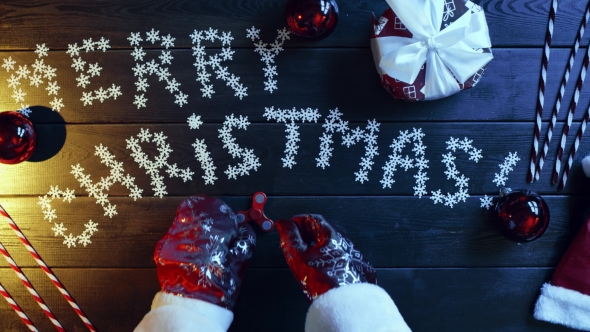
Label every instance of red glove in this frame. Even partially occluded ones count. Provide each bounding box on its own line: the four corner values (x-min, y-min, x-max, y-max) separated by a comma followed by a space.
275, 214, 377, 301
154, 196, 256, 310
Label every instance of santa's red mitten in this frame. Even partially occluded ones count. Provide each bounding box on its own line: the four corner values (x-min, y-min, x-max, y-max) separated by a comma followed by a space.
135, 196, 255, 332
276, 214, 411, 332
154, 196, 256, 309
276, 214, 377, 301
534, 215, 590, 331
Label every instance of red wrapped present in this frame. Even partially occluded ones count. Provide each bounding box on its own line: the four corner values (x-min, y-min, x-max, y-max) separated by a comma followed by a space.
370, 0, 493, 101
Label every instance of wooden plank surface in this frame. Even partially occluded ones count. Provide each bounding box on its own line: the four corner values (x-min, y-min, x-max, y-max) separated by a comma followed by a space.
0, 0, 587, 331
0, 268, 574, 332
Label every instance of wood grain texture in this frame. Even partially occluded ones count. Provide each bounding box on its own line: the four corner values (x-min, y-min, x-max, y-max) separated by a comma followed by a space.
1, 123, 590, 196
1, 48, 590, 124
0, 195, 586, 269
0, 0, 587, 331
0, 0, 589, 49
0, 268, 574, 332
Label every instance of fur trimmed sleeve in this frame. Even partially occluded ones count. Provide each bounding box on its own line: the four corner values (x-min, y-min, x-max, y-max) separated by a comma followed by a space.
305, 283, 411, 332
134, 292, 233, 332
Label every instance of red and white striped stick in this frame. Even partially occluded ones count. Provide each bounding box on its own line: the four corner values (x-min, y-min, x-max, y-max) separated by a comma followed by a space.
0, 206, 97, 331
0, 282, 39, 331
0, 243, 64, 331
527, 0, 558, 183
558, 104, 590, 190
536, 3, 590, 180
552, 46, 590, 184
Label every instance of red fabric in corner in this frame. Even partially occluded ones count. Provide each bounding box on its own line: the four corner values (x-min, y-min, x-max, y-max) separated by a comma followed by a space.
551, 216, 590, 296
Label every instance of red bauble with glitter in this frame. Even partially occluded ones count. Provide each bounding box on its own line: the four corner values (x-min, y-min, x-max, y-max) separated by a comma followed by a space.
494, 189, 549, 242
285, 0, 338, 38
0, 111, 36, 164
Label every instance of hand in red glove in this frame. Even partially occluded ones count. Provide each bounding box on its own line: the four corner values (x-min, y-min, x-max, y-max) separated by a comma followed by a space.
275, 214, 377, 301
154, 196, 256, 310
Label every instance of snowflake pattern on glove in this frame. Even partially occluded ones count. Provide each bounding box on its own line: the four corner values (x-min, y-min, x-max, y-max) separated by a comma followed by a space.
247, 26, 290, 93
126, 128, 194, 197
128, 30, 188, 108
381, 128, 429, 197
218, 114, 261, 179
38, 186, 99, 248
315, 109, 380, 184
263, 106, 321, 168
430, 137, 482, 208
67, 38, 121, 107
3, 44, 65, 113
190, 28, 247, 99
187, 113, 218, 185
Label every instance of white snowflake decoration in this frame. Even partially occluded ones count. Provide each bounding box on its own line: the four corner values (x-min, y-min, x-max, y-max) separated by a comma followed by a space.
248, 26, 290, 93
218, 114, 261, 179
126, 128, 194, 197
480, 195, 494, 210
69, 145, 143, 221
263, 106, 321, 168
493, 151, 520, 187
3, 49, 64, 112
128, 30, 188, 108
314, 108, 381, 184
381, 128, 429, 197
429, 136, 482, 208
190, 28, 247, 99
186, 113, 218, 185
38, 186, 100, 248
67, 38, 121, 107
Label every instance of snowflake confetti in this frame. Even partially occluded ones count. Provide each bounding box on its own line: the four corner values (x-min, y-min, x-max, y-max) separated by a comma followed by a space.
249, 27, 290, 93
480, 195, 494, 210
313, 109, 381, 184
190, 28, 247, 99
263, 106, 321, 169
381, 128, 429, 197
67, 37, 121, 107
38, 186, 102, 248
493, 152, 520, 187
127, 128, 194, 197
128, 31, 188, 108
429, 137, 482, 208
218, 114, 261, 179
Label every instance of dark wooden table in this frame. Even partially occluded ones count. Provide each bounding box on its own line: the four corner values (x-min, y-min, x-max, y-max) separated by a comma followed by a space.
0, 0, 588, 331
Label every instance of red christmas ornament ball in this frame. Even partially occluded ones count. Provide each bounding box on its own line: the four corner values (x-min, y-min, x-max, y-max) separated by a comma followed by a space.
494, 189, 549, 242
0, 111, 36, 164
285, 0, 339, 38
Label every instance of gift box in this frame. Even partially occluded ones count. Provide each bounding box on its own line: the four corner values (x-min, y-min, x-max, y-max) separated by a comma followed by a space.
370, 0, 493, 101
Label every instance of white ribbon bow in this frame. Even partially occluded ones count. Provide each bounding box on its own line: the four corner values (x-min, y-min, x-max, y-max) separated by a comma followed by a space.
372, 0, 493, 100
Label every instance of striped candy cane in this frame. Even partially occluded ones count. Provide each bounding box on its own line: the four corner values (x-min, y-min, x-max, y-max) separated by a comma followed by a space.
0, 206, 97, 331
553, 46, 590, 184
0, 243, 64, 331
528, 0, 558, 183
536, 2, 590, 180
0, 282, 39, 331
558, 105, 590, 190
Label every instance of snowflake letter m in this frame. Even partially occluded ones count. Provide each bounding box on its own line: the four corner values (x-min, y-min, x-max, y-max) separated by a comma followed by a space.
315, 109, 381, 184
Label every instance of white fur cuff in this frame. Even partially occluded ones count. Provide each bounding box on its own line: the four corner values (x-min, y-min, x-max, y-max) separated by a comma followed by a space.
305, 283, 411, 332
534, 283, 590, 331
134, 292, 233, 332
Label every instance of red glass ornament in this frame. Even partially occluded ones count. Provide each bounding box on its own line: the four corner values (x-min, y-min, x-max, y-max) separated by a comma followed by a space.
0, 111, 36, 164
494, 189, 549, 242
285, 0, 339, 38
